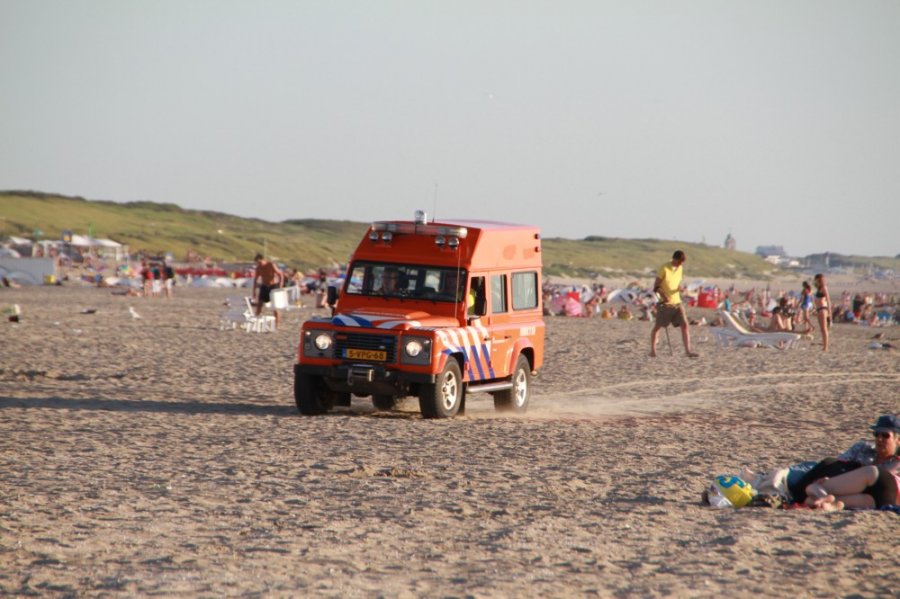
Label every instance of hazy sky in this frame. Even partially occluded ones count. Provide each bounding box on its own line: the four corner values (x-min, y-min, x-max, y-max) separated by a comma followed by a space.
2, 1, 898, 257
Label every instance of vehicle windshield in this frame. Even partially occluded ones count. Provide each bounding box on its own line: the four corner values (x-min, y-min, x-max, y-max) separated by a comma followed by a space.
345, 261, 466, 302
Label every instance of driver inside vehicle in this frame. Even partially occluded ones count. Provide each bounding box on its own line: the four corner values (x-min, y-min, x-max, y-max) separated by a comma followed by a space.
440, 270, 464, 301
377, 267, 400, 295
441, 270, 481, 314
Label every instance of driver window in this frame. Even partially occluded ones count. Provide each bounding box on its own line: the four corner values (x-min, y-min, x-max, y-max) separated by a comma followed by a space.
469, 276, 486, 315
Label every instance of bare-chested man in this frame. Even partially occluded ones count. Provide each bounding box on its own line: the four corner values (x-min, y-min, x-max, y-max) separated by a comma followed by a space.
252, 253, 284, 328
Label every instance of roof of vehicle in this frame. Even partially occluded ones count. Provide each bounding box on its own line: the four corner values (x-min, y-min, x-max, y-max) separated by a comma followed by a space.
377, 218, 537, 232
359, 218, 542, 271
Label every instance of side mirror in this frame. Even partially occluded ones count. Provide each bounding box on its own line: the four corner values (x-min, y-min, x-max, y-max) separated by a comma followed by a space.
326, 285, 338, 308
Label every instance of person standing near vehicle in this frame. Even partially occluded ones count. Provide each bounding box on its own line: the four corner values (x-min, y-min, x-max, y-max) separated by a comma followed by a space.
650, 250, 698, 358
252, 254, 285, 329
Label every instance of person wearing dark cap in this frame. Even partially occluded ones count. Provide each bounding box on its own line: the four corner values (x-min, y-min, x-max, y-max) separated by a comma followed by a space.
650, 250, 698, 358
804, 414, 900, 510
836, 414, 900, 466
790, 414, 900, 504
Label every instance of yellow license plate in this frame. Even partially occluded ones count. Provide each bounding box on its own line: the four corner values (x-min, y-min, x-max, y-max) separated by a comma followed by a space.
346, 349, 387, 361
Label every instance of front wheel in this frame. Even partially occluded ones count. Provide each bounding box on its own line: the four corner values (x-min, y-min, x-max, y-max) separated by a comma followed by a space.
294, 369, 334, 415
419, 359, 463, 419
493, 355, 531, 413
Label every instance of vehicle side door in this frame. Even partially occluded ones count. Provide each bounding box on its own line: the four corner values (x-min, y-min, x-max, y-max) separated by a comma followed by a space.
486, 272, 515, 379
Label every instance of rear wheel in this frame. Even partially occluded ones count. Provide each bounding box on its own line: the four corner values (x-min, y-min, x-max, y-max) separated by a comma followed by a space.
372, 395, 398, 411
493, 355, 531, 413
294, 370, 334, 415
419, 359, 463, 419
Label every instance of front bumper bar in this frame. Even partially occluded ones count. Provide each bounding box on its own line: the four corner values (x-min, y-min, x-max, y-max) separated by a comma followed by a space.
295, 363, 436, 395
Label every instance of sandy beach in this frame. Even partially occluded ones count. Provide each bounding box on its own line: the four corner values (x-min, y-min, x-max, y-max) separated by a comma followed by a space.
1, 284, 898, 597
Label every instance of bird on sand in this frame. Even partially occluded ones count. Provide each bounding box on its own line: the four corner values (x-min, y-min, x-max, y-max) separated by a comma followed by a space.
128, 306, 141, 320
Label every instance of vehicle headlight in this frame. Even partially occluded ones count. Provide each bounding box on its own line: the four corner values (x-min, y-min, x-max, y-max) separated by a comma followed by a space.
401, 337, 431, 365
315, 334, 333, 350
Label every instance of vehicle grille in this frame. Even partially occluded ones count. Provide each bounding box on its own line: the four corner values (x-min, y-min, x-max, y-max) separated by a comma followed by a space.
334, 333, 398, 363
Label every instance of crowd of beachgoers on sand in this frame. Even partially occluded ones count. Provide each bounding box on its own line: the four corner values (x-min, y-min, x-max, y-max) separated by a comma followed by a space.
541, 279, 898, 328
3, 245, 897, 332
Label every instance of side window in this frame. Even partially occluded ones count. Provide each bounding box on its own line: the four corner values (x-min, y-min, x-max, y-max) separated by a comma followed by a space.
346, 264, 367, 294
511, 271, 538, 310
491, 274, 508, 314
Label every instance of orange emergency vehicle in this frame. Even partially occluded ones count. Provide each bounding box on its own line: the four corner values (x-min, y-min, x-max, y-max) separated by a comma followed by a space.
294, 212, 545, 418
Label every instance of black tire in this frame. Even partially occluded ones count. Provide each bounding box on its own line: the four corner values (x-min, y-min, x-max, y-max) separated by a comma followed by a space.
419, 359, 463, 419
294, 370, 334, 415
493, 354, 531, 413
372, 394, 398, 411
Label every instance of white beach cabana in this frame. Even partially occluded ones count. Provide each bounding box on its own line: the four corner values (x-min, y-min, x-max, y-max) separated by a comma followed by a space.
68, 235, 128, 262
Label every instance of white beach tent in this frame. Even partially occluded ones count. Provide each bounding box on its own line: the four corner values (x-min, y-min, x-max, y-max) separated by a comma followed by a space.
69, 234, 93, 247
68, 235, 127, 261
93, 238, 127, 261
605, 288, 640, 304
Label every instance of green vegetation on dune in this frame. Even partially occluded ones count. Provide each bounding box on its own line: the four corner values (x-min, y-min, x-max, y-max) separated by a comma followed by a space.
541, 236, 772, 280
0, 191, 366, 269
2, 191, 896, 277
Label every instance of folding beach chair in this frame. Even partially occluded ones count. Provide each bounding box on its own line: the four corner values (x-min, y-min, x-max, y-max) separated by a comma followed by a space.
712, 310, 801, 350
218, 296, 275, 333
243, 297, 276, 333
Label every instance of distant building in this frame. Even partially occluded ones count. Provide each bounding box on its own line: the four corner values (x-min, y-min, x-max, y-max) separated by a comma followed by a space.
755, 245, 787, 258
724, 233, 736, 250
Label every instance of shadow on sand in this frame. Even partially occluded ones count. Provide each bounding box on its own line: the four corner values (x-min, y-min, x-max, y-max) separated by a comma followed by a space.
0, 395, 297, 417
0, 395, 426, 419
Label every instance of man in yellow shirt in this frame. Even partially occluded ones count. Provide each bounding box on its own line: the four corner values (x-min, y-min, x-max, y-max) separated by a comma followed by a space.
650, 250, 698, 358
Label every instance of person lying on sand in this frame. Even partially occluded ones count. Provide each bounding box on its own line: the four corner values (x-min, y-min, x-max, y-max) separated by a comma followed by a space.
751, 297, 811, 335
805, 415, 900, 510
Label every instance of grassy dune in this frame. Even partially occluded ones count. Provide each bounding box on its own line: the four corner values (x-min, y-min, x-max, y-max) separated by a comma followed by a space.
0, 191, 365, 269
2, 191, 894, 278
540, 236, 770, 280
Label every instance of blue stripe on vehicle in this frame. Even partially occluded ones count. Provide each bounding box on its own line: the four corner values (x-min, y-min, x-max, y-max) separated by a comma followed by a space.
470, 344, 486, 380
442, 341, 482, 381
332, 314, 375, 327
464, 349, 475, 379
480, 343, 495, 378
440, 347, 470, 379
